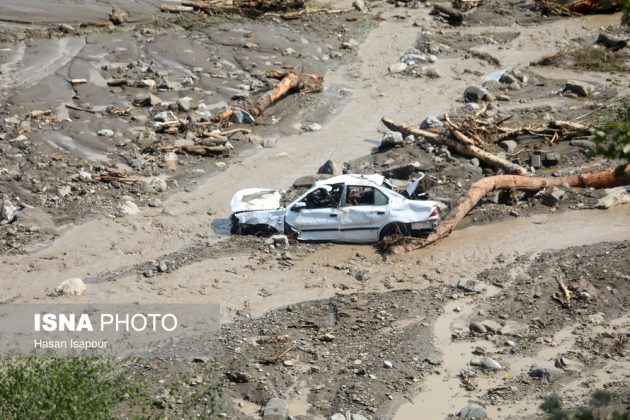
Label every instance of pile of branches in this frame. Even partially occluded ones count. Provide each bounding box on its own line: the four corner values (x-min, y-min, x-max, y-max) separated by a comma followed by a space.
446, 113, 593, 146
533, 0, 620, 16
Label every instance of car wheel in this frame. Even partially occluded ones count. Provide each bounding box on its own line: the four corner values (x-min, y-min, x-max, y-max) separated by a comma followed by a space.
379, 222, 409, 241
230, 216, 241, 235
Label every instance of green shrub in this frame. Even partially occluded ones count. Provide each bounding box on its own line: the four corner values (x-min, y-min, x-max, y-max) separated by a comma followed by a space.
0, 356, 143, 420
593, 101, 630, 163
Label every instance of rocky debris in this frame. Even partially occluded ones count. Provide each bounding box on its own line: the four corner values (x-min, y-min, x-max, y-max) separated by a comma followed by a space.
109, 7, 127, 25
420, 115, 443, 130
58, 23, 76, 34
480, 320, 502, 333
119, 200, 141, 216
530, 154, 542, 169
97, 129, 114, 137
595, 187, 630, 209
529, 366, 564, 383
352, 0, 368, 12
54, 278, 87, 296
569, 139, 596, 151
318, 160, 343, 176
148, 178, 169, 193
480, 356, 502, 370
596, 32, 627, 51
563, 80, 592, 97
458, 403, 487, 419
555, 357, 584, 374
381, 162, 424, 179
341, 39, 359, 50
499, 140, 517, 153
457, 279, 488, 293
304, 122, 322, 132
133, 93, 162, 107
463, 86, 494, 103
544, 152, 559, 166
383, 360, 394, 369
469, 322, 487, 334
425, 68, 441, 79
270, 234, 289, 248
262, 398, 288, 419
331, 414, 346, 420
543, 187, 565, 207
389, 62, 408, 74
380, 131, 404, 148
1, 195, 19, 223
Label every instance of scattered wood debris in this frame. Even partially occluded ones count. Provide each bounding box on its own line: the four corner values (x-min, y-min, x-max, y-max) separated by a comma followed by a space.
552, 274, 573, 306
91, 167, 141, 184
533, 0, 620, 16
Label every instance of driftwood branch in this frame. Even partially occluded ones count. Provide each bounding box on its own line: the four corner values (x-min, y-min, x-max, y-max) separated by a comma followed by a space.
552, 274, 573, 306
384, 165, 630, 254
382, 117, 528, 175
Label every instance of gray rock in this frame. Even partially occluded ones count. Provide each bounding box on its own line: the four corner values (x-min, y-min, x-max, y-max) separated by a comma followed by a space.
457, 279, 487, 293
543, 187, 565, 207
596, 187, 630, 209
544, 152, 560, 166
177, 97, 196, 112
55, 278, 87, 296
381, 131, 404, 148
149, 178, 168, 193
555, 357, 584, 373
389, 62, 408, 73
382, 162, 423, 179
480, 357, 502, 370
401, 53, 428, 64
352, 415, 369, 420
564, 80, 592, 97
499, 72, 518, 84
596, 32, 627, 51
270, 234, 289, 248
157, 261, 169, 273
530, 154, 542, 168
148, 198, 162, 208
341, 39, 359, 49
496, 94, 511, 102
318, 160, 343, 176
464, 86, 494, 103
133, 93, 161, 107
352, 0, 367, 12
470, 158, 480, 167
119, 200, 141, 216
304, 123, 322, 132
499, 140, 517, 153
230, 107, 256, 124
570, 139, 596, 150
0, 194, 20, 223
262, 398, 288, 419
458, 403, 487, 419
420, 115, 443, 130
383, 360, 394, 369
330, 415, 346, 420
469, 322, 487, 334
425, 68, 441, 79
481, 320, 502, 333
154, 111, 178, 123
529, 366, 564, 383
263, 138, 278, 148
97, 129, 114, 137
464, 103, 481, 112
424, 355, 443, 365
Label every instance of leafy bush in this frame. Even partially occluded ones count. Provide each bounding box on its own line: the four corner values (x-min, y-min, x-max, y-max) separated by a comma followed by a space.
542, 390, 629, 419
0, 356, 143, 420
593, 101, 630, 163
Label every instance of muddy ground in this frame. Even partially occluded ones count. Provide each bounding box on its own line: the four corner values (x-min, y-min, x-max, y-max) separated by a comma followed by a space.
1, 0, 629, 419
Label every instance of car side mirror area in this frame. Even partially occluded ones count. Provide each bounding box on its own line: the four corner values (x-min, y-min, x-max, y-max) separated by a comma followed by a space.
291, 202, 306, 211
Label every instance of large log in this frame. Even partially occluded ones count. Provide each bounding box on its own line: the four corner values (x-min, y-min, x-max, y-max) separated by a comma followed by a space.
216, 71, 323, 125
385, 164, 630, 254
382, 117, 528, 175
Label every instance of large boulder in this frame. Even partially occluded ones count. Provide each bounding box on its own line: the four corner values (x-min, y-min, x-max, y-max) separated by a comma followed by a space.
380, 131, 404, 148
318, 160, 343, 176
458, 403, 487, 419
464, 86, 494, 103
564, 80, 592, 97
529, 366, 564, 383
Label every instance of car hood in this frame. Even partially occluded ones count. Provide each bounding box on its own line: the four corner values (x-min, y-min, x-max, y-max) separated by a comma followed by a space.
230, 188, 283, 213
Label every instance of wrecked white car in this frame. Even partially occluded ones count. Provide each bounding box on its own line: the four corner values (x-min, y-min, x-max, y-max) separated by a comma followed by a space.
229, 174, 439, 243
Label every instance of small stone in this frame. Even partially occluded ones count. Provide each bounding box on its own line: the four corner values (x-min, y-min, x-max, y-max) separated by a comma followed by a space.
425, 68, 441, 79
133, 93, 161, 107
318, 160, 343, 176
564, 80, 592, 97
544, 152, 560, 166
263, 138, 278, 148
420, 115, 443, 130
148, 198, 162, 208
157, 261, 169, 273
481, 320, 502, 333
303, 122, 322, 132
270, 234, 289, 248
529, 366, 564, 383
530, 154, 542, 168
97, 129, 114, 137
54, 278, 86, 296
119, 200, 141, 216
149, 178, 168, 193
381, 131, 404, 148
480, 357, 502, 370
570, 139, 596, 150
389, 62, 408, 73
352, 0, 368, 12
331, 415, 346, 420
154, 111, 178, 123
341, 39, 359, 49
262, 398, 288, 419
457, 279, 487, 293
464, 85, 494, 103
543, 187, 565, 207
469, 322, 487, 334
496, 94, 510, 101
383, 360, 394, 369
458, 403, 487, 419
499, 140, 517, 153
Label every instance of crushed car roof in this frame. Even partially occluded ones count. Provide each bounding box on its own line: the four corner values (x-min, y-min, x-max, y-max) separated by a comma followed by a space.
314, 174, 386, 188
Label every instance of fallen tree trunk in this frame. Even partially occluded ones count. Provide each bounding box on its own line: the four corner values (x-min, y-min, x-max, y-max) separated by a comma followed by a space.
384, 164, 630, 254
161, 4, 196, 13
216, 71, 323, 125
382, 117, 528, 175
432, 4, 465, 24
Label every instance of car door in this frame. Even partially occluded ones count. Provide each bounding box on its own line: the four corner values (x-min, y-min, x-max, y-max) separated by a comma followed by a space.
285, 184, 343, 241
339, 185, 390, 242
